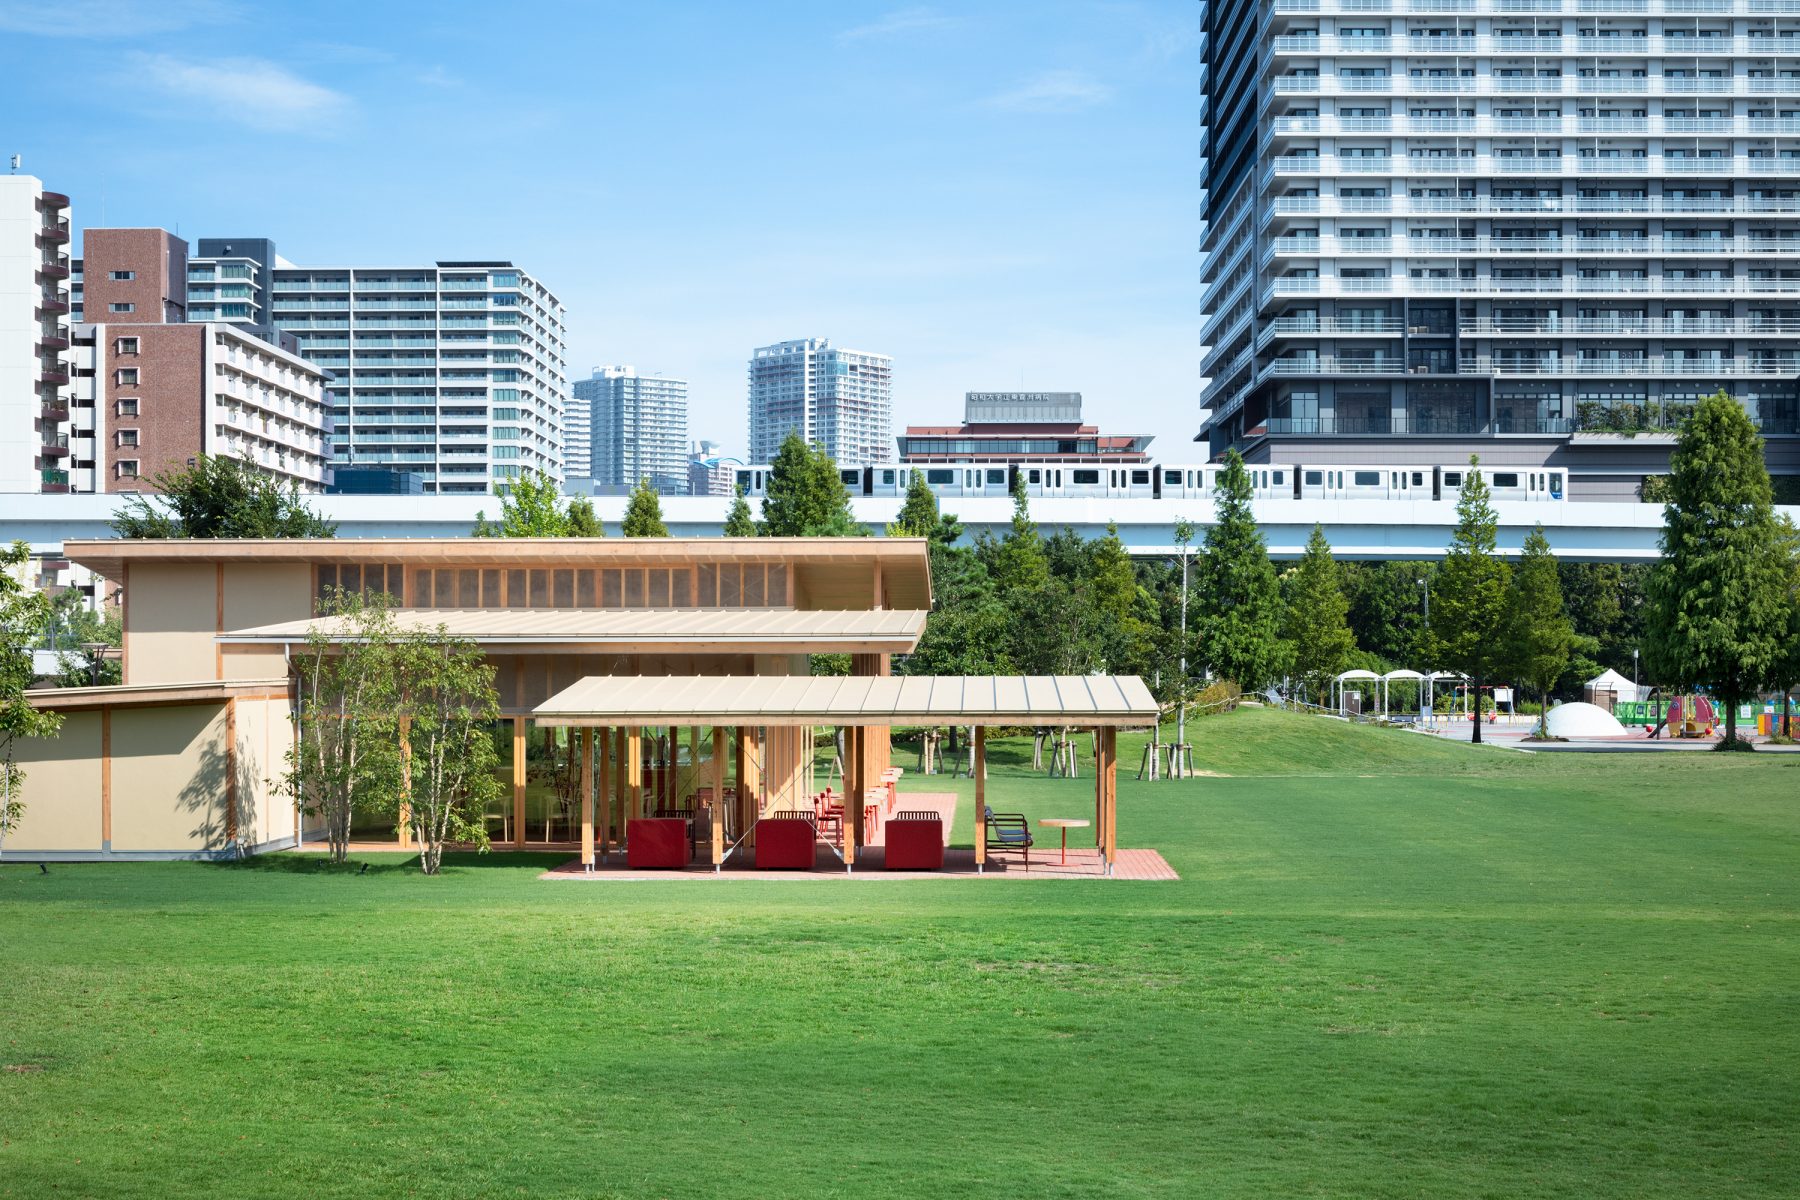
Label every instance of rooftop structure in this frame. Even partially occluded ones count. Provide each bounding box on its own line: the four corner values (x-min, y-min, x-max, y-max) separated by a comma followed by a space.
898, 391, 1153, 463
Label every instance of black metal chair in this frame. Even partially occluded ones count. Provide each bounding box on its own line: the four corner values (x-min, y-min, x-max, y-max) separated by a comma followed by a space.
983, 806, 1034, 867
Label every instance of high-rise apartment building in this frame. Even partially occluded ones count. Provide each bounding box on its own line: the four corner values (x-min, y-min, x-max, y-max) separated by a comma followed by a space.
181, 240, 568, 494
1199, 0, 1800, 497
574, 365, 689, 493
1, 176, 73, 494
563, 387, 592, 482
747, 338, 892, 465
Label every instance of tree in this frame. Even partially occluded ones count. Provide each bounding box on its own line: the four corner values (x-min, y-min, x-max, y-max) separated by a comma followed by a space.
1644, 390, 1790, 747
474, 471, 574, 537
989, 470, 1050, 597
723, 485, 757, 537
1, 541, 62, 856
1087, 522, 1154, 677
48, 589, 122, 688
889, 470, 940, 537
279, 589, 402, 864
621, 478, 671, 537
1770, 516, 1800, 739
1193, 450, 1291, 691
1282, 525, 1354, 705
1342, 561, 1434, 666
1430, 456, 1512, 743
1507, 525, 1574, 738
113, 455, 336, 539
392, 623, 503, 875
760, 431, 862, 536
565, 497, 605, 538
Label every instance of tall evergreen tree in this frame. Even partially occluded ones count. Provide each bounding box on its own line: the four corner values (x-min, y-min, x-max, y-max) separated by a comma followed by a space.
620, 478, 671, 537
759, 431, 862, 536
1430, 456, 1512, 743
990, 469, 1050, 597
888, 471, 940, 537
1507, 525, 1574, 738
1193, 449, 1291, 691
1088, 522, 1153, 676
565, 497, 605, 537
723, 485, 757, 537
1282, 524, 1354, 705
1644, 389, 1789, 746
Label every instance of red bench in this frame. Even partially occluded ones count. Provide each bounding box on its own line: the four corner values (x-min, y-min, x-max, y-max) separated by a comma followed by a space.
884, 811, 944, 871
626, 817, 690, 869
755, 815, 817, 870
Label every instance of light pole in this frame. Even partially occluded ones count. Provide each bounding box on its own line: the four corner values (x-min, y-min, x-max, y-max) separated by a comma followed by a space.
1633, 647, 1639, 693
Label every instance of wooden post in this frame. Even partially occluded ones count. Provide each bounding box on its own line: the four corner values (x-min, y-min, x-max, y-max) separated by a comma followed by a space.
1095, 727, 1104, 848
1103, 727, 1118, 874
734, 727, 746, 835
597, 725, 612, 861
974, 726, 987, 872
578, 727, 594, 868
512, 716, 527, 850
846, 725, 863, 870
711, 725, 726, 869
689, 725, 700, 809
627, 727, 643, 822
397, 715, 413, 850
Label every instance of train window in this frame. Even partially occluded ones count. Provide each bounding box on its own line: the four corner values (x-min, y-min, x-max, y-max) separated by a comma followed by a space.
736, 470, 751, 489
1164, 470, 1181, 484
1305, 470, 1323, 485
1072, 469, 1100, 485
841, 469, 860, 485
1028, 469, 1042, 484
1272, 471, 1284, 485
1550, 472, 1563, 492
926, 469, 954, 485
880, 470, 895, 484
1411, 471, 1424, 486
1444, 471, 1462, 487
987, 469, 1006, 485
1493, 472, 1520, 488
1132, 470, 1151, 485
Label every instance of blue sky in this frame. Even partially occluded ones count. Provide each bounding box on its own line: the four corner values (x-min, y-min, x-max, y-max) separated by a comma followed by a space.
2, 0, 1199, 460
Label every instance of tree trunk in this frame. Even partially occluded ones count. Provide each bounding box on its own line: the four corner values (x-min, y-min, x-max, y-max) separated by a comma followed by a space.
1471, 676, 1483, 743
1784, 689, 1793, 739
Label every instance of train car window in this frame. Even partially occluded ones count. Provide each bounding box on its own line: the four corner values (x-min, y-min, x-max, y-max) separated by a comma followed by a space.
1273, 471, 1285, 485
880, 470, 895, 484
1304, 470, 1323, 485
1132, 470, 1151, 485
841, 469, 860, 485
1493, 472, 1520, 488
1550, 472, 1563, 493
736, 470, 751, 489
1411, 471, 1423, 486
1053, 470, 1064, 487
987, 469, 1006, 485
1072, 469, 1100, 485
1444, 471, 1462, 487
1164, 470, 1181, 484
1028, 469, 1042, 484
927, 469, 954, 485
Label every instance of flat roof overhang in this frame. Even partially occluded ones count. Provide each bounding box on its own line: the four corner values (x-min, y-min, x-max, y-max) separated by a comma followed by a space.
218, 608, 928, 655
64, 536, 933, 610
24, 678, 289, 712
532, 674, 1160, 728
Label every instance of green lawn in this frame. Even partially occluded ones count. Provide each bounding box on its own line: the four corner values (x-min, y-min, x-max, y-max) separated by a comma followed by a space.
4, 708, 1797, 1198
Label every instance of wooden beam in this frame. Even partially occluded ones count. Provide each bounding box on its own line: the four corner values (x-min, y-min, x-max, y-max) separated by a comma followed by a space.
580, 727, 595, 869
974, 726, 986, 870
846, 725, 862, 869
711, 725, 726, 868
512, 715, 527, 849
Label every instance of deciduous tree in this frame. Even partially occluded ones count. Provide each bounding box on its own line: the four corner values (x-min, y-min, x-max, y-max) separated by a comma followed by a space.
620, 478, 670, 537
114, 455, 336, 539
1646, 391, 1790, 746
1194, 450, 1291, 691
1430, 456, 1511, 743
1507, 525, 1574, 738
565, 497, 605, 537
0, 541, 62, 856
392, 623, 503, 875
474, 471, 574, 537
1282, 525, 1355, 705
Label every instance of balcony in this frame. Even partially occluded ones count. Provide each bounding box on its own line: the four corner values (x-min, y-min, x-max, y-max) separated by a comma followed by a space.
40, 468, 70, 493
1262, 415, 1482, 436
36, 293, 70, 316
1264, 356, 1410, 376
1760, 413, 1800, 435
41, 400, 70, 422
37, 257, 70, 281
37, 191, 70, 210
38, 368, 69, 387
38, 331, 69, 351
41, 434, 70, 459
1463, 356, 1797, 377
38, 216, 70, 244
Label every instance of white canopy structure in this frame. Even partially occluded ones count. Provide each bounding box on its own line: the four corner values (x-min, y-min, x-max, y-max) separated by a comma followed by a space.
1332, 669, 1381, 714
1585, 668, 1643, 705
1379, 669, 1427, 718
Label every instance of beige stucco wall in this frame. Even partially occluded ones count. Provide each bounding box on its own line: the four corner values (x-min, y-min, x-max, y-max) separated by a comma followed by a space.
233, 693, 297, 847
109, 703, 231, 852
125, 563, 220, 685
6, 712, 104, 852
223, 564, 312, 633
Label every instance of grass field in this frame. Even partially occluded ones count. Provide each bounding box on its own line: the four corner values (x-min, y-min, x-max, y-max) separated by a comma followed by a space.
3, 708, 1797, 1198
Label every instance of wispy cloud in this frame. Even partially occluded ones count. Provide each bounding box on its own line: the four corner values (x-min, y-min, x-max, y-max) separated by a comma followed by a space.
134, 54, 353, 131
415, 65, 461, 88
837, 6, 962, 42
986, 70, 1112, 114
0, 0, 236, 36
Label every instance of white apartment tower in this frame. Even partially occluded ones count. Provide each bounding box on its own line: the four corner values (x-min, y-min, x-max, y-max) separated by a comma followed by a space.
1199, 0, 1800, 496
747, 338, 893, 465
1, 176, 73, 494
574, 366, 689, 492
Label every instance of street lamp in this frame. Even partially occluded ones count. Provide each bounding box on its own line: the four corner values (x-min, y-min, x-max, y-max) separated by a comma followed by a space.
79, 642, 108, 688
1633, 647, 1639, 693
1173, 518, 1196, 748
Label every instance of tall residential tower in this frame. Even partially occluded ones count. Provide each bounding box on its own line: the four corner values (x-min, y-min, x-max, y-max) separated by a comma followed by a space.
747, 337, 892, 464
574, 365, 688, 493
1, 176, 72, 494
1199, 0, 1800, 497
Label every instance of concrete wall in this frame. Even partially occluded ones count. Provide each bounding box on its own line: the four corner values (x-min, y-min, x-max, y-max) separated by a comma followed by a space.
4, 694, 296, 861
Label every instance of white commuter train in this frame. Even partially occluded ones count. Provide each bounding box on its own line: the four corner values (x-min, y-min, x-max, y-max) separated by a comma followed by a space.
732, 461, 1565, 503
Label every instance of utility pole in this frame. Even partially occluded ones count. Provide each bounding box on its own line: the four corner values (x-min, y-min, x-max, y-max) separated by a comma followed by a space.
1174, 518, 1195, 748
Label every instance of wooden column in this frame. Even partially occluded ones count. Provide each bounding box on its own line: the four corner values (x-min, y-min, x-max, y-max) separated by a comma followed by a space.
580, 727, 595, 869
689, 726, 701, 808
845, 725, 863, 869
597, 725, 612, 861
613, 727, 626, 846
711, 725, 726, 869
1103, 727, 1118, 874
974, 726, 987, 871
511, 716, 527, 849
397, 715, 413, 850
627, 728, 643, 822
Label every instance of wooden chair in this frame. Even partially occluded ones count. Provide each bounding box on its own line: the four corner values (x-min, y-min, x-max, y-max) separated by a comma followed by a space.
983, 806, 1034, 867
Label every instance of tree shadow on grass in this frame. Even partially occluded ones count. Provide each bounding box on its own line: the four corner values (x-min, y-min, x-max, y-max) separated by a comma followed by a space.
210, 849, 571, 876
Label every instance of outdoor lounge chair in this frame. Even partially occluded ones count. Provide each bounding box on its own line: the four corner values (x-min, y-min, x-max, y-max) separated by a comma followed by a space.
983, 806, 1033, 867
884, 810, 944, 871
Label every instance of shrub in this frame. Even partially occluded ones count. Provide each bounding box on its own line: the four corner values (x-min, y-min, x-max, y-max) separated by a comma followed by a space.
1195, 679, 1241, 715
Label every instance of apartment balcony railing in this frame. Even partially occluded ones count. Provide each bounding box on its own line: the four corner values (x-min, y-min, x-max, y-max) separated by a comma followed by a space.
1258, 318, 1409, 346
1463, 356, 1798, 375
1271, 34, 1800, 54
1265, 357, 1412, 375
1265, 276, 1800, 299
1265, 154, 1800, 183
40, 468, 70, 492
1269, 115, 1800, 137
1262, 416, 1485, 435
1266, 236, 1800, 258
1273, 76, 1800, 96
1266, 196, 1800, 220
1461, 317, 1800, 334
1271, 0, 1800, 12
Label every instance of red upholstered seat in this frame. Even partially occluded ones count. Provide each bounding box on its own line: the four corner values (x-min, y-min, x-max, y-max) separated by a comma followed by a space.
755, 817, 816, 869
627, 818, 690, 869
884, 813, 944, 870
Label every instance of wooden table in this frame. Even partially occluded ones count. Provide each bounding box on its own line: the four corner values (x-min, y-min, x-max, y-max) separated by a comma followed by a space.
1039, 818, 1090, 865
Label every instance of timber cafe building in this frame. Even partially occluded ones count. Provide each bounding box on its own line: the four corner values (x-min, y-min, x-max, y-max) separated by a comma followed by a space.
13, 538, 1157, 876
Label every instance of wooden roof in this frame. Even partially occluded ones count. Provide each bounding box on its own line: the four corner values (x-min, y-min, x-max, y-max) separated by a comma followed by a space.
63, 537, 934, 610
219, 608, 928, 654
24, 679, 288, 711
533, 674, 1160, 728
